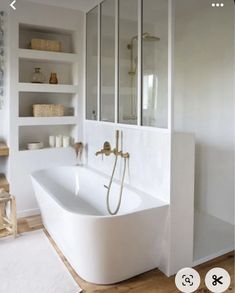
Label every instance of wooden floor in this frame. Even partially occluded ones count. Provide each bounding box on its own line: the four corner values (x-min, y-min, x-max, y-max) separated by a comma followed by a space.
17, 215, 234, 293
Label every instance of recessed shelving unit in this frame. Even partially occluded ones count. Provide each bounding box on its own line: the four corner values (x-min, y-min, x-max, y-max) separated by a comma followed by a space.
19, 125, 76, 151
17, 23, 79, 153
19, 92, 76, 117
19, 59, 74, 85
19, 24, 75, 53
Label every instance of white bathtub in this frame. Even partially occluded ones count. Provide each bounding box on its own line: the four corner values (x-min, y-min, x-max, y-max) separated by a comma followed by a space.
31, 166, 168, 284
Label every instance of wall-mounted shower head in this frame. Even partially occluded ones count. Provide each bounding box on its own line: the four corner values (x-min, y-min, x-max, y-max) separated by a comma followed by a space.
142, 32, 160, 42
127, 32, 160, 49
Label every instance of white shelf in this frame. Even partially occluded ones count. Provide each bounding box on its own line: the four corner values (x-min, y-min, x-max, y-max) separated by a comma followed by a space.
18, 83, 78, 93
19, 146, 74, 153
18, 116, 78, 126
18, 49, 79, 63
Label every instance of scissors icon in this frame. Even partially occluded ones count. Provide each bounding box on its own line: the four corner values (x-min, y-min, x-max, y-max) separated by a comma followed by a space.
212, 275, 223, 286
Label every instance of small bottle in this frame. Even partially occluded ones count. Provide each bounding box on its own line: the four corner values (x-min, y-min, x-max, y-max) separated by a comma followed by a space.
31, 68, 45, 83
49, 72, 58, 84
91, 110, 96, 120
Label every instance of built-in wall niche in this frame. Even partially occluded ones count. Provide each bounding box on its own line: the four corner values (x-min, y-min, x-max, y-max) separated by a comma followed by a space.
19, 92, 76, 117
19, 125, 76, 151
19, 24, 76, 53
19, 59, 74, 85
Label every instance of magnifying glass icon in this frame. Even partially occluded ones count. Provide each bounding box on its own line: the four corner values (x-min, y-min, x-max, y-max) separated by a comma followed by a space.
185, 277, 191, 284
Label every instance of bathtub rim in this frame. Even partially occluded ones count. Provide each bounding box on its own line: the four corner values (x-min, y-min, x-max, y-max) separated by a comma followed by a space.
31, 165, 169, 219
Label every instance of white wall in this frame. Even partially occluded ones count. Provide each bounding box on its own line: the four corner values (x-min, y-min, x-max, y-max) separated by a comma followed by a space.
174, 0, 234, 225
0, 0, 8, 138
84, 121, 171, 203
0, 0, 10, 176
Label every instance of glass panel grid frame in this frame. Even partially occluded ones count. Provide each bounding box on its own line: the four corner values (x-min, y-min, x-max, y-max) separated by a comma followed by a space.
85, 0, 173, 131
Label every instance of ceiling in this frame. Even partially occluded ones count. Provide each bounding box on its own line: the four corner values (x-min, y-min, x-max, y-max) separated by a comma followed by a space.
26, 0, 102, 12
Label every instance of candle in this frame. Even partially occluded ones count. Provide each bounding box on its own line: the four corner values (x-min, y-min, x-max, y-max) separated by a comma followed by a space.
49, 136, 55, 148
55, 135, 63, 148
63, 136, 70, 148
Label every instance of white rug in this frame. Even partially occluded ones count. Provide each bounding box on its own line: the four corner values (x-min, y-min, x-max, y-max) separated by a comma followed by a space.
0, 230, 82, 293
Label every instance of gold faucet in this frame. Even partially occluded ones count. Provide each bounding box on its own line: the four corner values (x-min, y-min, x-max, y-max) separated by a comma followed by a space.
95, 130, 129, 159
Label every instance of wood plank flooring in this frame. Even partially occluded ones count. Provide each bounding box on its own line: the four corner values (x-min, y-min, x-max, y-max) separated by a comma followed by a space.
17, 215, 234, 293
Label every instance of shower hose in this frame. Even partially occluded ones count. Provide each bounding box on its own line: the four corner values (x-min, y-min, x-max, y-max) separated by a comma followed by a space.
106, 155, 128, 215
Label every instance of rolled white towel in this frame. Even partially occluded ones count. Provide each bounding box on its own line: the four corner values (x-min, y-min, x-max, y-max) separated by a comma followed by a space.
0, 188, 10, 198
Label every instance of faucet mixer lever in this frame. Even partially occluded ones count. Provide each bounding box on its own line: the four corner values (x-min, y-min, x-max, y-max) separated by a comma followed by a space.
103, 141, 111, 151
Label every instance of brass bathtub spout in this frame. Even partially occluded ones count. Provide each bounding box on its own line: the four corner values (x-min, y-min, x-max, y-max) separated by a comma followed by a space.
95, 131, 129, 159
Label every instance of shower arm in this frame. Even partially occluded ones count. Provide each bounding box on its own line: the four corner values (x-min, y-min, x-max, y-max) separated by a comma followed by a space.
127, 32, 160, 73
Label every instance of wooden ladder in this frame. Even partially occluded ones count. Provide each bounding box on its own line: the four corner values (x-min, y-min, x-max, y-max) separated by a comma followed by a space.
0, 195, 17, 238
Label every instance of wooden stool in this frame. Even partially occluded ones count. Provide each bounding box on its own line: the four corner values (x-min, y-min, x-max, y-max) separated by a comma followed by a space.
0, 189, 17, 238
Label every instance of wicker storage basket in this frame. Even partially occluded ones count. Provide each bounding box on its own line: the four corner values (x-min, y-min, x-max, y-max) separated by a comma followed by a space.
33, 104, 64, 117
30, 39, 61, 52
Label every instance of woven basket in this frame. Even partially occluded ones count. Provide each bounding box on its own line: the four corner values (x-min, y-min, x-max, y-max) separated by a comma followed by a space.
33, 104, 64, 117
30, 39, 61, 52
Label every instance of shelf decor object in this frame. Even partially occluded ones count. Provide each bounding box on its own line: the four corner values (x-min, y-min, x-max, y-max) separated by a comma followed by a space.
31, 67, 45, 84
49, 72, 58, 84
29, 38, 61, 52
33, 104, 64, 117
27, 142, 44, 150
0, 11, 4, 109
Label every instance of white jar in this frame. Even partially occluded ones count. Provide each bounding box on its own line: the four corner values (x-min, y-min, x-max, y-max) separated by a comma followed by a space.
55, 135, 63, 148
49, 136, 55, 148
63, 136, 70, 148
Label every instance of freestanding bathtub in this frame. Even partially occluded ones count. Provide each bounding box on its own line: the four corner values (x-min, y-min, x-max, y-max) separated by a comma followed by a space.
31, 166, 168, 284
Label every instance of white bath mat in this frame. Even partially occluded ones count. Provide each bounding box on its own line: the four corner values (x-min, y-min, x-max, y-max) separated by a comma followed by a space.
0, 230, 82, 293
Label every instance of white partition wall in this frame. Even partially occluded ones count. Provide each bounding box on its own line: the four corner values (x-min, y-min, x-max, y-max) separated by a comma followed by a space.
174, 0, 234, 264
